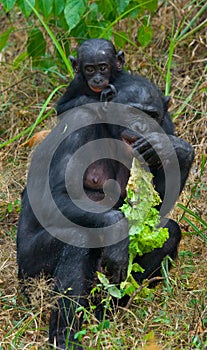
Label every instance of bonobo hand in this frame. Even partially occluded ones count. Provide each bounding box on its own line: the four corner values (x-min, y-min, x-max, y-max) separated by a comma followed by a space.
132, 132, 176, 167
101, 236, 129, 284
100, 84, 117, 102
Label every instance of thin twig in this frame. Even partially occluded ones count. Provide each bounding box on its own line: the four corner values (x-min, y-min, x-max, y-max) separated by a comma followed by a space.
125, 276, 164, 310
1, 76, 30, 93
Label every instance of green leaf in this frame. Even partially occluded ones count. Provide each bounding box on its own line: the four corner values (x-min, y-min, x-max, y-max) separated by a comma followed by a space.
97, 319, 111, 330
88, 21, 112, 40
17, 0, 35, 17
108, 285, 122, 299
0, 27, 14, 53
37, 0, 53, 19
12, 51, 28, 68
114, 31, 128, 48
87, 2, 98, 22
7, 203, 13, 213
74, 328, 86, 340
27, 28, 46, 58
97, 0, 116, 20
53, 0, 65, 17
144, 0, 158, 12
116, 0, 130, 14
137, 24, 153, 48
97, 272, 109, 287
1, 0, 16, 11
125, 1, 142, 19
64, 0, 87, 31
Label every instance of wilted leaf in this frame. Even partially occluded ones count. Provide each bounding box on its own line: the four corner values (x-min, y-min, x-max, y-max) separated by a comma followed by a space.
21, 130, 51, 147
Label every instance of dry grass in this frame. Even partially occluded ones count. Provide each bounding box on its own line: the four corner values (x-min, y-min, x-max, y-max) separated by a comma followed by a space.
0, 1, 207, 349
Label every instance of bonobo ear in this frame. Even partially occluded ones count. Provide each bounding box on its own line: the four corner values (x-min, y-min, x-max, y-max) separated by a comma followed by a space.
116, 50, 125, 71
69, 55, 79, 73
163, 96, 171, 111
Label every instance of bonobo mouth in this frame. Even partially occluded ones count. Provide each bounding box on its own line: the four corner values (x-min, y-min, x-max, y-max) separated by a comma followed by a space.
89, 82, 109, 93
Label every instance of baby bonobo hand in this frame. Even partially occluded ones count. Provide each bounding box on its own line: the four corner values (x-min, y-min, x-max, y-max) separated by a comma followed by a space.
100, 84, 117, 102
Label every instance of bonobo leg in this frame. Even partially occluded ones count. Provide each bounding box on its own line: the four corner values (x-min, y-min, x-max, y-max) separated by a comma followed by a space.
49, 245, 102, 350
49, 237, 129, 349
133, 218, 181, 283
101, 237, 129, 284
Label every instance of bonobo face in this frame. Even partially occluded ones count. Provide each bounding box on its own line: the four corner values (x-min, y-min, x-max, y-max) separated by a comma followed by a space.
77, 39, 119, 93
83, 53, 112, 93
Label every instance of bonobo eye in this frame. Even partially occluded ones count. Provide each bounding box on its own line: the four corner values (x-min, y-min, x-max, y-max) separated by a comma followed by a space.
85, 65, 95, 75
99, 64, 109, 73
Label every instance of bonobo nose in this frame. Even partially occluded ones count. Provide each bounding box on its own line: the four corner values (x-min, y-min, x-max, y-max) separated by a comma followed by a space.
93, 77, 103, 85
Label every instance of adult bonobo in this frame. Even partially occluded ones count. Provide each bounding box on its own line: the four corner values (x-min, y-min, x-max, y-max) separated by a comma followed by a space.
56, 38, 124, 114
17, 39, 194, 349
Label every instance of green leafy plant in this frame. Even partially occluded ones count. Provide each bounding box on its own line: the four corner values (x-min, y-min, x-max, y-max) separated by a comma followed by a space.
121, 158, 169, 282
0, 0, 158, 73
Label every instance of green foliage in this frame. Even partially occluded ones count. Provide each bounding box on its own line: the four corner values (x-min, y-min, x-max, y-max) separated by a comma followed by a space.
0, 27, 14, 52
27, 27, 46, 59
7, 199, 21, 214
0, 0, 158, 73
137, 23, 153, 48
17, 0, 34, 17
96, 272, 122, 299
1, 0, 16, 11
120, 158, 169, 281
91, 158, 169, 300
64, 0, 87, 31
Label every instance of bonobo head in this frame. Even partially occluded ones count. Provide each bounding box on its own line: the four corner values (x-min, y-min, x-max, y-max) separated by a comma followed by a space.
70, 38, 125, 93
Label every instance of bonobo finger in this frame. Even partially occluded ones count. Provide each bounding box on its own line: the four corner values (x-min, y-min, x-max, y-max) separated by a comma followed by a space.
121, 128, 140, 145
100, 84, 117, 102
133, 138, 151, 153
140, 149, 161, 166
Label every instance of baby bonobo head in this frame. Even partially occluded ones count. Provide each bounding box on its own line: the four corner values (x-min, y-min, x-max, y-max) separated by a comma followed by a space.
70, 38, 125, 93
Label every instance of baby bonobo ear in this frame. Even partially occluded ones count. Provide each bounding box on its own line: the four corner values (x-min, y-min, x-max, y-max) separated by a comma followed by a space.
69, 55, 78, 73
116, 50, 125, 71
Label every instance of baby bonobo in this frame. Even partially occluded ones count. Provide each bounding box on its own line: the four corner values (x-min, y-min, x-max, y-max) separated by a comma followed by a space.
56, 38, 124, 114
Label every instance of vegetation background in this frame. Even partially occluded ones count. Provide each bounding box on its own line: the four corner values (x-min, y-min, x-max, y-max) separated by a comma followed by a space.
0, 0, 206, 348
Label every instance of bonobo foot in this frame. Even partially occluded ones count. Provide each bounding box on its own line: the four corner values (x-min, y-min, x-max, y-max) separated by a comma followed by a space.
100, 84, 117, 102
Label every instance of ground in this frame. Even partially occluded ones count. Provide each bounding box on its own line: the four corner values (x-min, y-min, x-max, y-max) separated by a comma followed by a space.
0, 1, 207, 349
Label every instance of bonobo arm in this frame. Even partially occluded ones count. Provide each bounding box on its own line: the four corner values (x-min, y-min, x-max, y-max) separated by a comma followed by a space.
17, 188, 65, 277
51, 184, 125, 228
100, 84, 117, 102
56, 95, 98, 115
56, 75, 99, 115
132, 132, 194, 215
